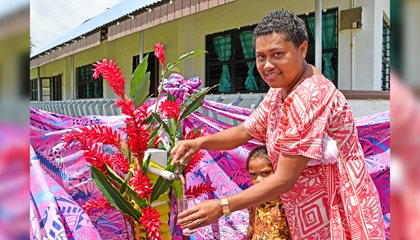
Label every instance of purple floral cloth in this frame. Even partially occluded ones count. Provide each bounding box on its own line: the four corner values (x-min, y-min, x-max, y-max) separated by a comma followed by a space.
29, 102, 390, 239
162, 74, 201, 100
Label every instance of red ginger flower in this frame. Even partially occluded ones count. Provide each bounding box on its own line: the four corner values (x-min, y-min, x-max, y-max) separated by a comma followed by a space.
130, 170, 153, 199
159, 99, 180, 120
110, 152, 129, 174
93, 59, 125, 99
115, 99, 150, 162
154, 42, 165, 68
140, 207, 162, 240
83, 197, 112, 215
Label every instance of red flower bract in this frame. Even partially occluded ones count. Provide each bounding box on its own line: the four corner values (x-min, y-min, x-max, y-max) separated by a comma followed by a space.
159, 99, 180, 120
130, 170, 153, 199
110, 152, 129, 174
139, 207, 162, 240
115, 99, 150, 162
93, 59, 125, 99
154, 42, 165, 68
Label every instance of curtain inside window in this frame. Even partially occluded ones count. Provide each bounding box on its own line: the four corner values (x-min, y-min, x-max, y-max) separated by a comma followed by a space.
213, 35, 232, 93
240, 31, 259, 92
308, 12, 337, 81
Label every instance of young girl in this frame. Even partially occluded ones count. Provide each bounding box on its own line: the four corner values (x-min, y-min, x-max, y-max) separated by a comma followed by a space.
246, 147, 291, 240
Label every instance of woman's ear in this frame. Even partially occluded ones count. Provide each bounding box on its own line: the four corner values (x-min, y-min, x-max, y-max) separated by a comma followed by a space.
299, 41, 308, 59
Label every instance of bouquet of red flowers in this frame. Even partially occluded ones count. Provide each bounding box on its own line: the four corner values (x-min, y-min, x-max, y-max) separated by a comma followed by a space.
62, 43, 215, 239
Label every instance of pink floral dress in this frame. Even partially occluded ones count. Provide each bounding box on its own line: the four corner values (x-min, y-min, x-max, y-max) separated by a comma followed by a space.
243, 75, 385, 239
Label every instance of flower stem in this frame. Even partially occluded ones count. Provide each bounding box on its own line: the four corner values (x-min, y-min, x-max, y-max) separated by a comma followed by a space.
153, 70, 165, 113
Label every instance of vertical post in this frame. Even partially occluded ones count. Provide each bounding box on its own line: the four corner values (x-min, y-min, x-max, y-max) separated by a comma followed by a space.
315, 0, 323, 71
37, 66, 41, 101
140, 31, 144, 59
71, 54, 75, 99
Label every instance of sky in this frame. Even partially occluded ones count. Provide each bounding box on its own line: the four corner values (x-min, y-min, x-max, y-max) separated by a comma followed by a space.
30, 0, 121, 52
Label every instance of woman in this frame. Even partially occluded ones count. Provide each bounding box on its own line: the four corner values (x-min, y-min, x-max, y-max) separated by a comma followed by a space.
172, 10, 385, 239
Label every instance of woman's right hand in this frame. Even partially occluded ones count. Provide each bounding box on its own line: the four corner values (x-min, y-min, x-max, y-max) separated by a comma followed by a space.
170, 139, 202, 165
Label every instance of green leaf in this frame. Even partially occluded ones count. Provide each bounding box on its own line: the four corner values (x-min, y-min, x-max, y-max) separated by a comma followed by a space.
119, 171, 132, 194
142, 114, 155, 125
167, 93, 176, 102
168, 118, 177, 147
180, 88, 206, 111
106, 165, 148, 208
165, 50, 206, 72
149, 164, 176, 203
179, 94, 204, 120
130, 54, 149, 98
91, 167, 141, 220
152, 113, 171, 135
150, 176, 173, 203
179, 85, 218, 120
147, 124, 162, 148
142, 154, 152, 175
133, 72, 151, 108
180, 84, 218, 111
173, 180, 183, 197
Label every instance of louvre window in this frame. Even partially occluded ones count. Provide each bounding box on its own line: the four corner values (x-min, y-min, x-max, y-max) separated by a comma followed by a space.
76, 64, 103, 99
205, 9, 338, 93
30, 79, 38, 101
382, 18, 390, 91
205, 25, 267, 94
298, 9, 339, 86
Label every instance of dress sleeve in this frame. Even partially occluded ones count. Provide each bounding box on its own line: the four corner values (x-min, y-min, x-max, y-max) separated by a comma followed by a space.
277, 79, 335, 161
243, 89, 272, 141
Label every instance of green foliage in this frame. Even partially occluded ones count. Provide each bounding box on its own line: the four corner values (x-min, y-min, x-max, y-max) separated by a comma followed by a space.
91, 167, 142, 221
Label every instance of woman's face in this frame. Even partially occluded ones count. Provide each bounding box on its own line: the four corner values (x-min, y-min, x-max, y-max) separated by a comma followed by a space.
255, 32, 308, 91
248, 158, 274, 184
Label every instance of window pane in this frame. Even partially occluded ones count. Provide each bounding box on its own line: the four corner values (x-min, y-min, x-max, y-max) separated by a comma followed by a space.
76, 64, 103, 99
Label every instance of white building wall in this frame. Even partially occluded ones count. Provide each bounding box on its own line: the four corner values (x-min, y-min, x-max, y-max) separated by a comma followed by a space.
339, 0, 390, 90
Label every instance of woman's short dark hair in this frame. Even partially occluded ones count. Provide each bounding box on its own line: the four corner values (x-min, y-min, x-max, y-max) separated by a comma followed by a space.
246, 146, 272, 171
254, 9, 308, 48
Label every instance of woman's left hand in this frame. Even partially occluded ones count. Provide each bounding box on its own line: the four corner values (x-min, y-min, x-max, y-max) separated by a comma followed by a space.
178, 199, 223, 230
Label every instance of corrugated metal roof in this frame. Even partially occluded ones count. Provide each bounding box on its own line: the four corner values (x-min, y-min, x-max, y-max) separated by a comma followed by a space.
30, 0, 162, 58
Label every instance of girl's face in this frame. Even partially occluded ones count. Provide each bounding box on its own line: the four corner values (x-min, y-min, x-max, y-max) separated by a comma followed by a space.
248, 158, 274, 184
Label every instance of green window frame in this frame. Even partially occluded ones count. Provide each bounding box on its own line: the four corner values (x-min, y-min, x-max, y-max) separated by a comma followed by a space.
76, 64, 103, 99
30, 78, 38, 101
205, 25, 268, 94
382, 18, 390, 91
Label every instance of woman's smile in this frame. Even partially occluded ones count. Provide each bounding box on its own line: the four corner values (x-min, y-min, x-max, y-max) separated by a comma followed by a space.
264, 72, 282, 82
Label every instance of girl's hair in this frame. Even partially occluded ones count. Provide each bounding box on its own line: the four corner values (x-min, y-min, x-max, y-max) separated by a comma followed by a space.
246, 146, 272, 171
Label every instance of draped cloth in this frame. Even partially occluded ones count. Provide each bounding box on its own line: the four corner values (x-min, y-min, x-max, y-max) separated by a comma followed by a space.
29, 100, 390, 239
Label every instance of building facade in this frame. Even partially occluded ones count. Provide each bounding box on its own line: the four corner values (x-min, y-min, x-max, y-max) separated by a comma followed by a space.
29, 0, 390, 116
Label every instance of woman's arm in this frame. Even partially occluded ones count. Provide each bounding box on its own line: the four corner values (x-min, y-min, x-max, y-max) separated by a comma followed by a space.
170, 123, 253, 164
227, 154, 309, 211
177, 154, 309, 229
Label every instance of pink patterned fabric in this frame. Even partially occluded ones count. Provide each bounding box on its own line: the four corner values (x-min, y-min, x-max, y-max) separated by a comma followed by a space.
243, 75, 385, 239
